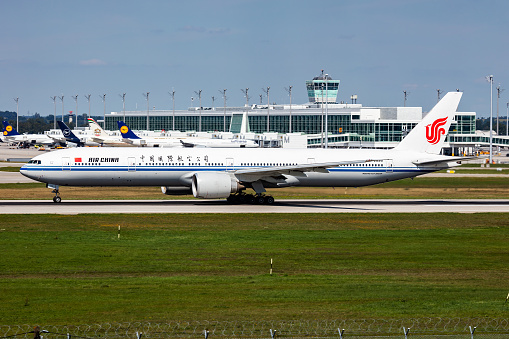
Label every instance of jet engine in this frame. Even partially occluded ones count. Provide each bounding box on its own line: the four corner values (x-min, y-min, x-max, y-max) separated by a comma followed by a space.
161, 186, 193, 195
191, 172, 240, 199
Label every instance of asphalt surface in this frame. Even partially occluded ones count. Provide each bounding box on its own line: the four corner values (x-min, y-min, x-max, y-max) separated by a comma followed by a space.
0, 199, 508, 214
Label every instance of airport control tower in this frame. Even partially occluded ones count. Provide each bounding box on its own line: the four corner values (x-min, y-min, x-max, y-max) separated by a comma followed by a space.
306, 70, 340, 104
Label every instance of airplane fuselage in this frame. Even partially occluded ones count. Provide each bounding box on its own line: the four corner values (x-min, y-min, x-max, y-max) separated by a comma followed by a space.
20, 147, 452, 188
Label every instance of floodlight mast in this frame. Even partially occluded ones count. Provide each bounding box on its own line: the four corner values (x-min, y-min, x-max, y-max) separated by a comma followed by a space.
403, 90, 409, 107
50, 96, 57, 129
72, 95, 78, 127
496, 85, 504, 135
325, 74, 329, 149
437, 89, 443, 103
100, 94, 107, 129
241, 88, 250, 118
507, 102, 509, 137
169, 89, 175, 131
219, 89, 227, 132
84, 94, 91, 126
194, 90, 202, 132
142, 92, 149, 130
285, 86, 293, 133
262, 86, 270, 132
486, 75, 494, 165
58, 95, 64, 123
119, 93, 126, 123
13, 97, 19, 130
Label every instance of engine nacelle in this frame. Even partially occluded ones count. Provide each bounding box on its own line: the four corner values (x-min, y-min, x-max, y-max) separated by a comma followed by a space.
192, 172, 240, 199
161, 186, 193, 195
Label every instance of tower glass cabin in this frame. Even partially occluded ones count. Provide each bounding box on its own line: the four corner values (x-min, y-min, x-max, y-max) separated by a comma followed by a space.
306, 70, 340, 104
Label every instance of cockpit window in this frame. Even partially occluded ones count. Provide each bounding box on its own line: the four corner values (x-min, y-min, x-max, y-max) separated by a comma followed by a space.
27, 160, 41, 164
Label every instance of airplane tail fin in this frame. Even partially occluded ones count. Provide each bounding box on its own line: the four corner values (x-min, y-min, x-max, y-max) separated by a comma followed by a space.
117, 121, 141, 139
2, 120, 21, 136
395, 92, 462, 154
57, 121, 81, 143
88, 118, 110, 138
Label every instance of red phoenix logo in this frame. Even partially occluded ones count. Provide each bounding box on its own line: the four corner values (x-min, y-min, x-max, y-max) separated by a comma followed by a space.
426, 117, 448, 144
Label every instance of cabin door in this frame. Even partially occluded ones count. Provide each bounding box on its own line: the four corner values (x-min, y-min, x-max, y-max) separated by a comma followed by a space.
226, 158, 234, 171
385, 159, 394, 173
62, 157, 71, 171
128, 157, 136, 172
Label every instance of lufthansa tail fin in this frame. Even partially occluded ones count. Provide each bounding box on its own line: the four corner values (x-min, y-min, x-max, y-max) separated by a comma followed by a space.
2, 121, 21, 136
117, 121, 141, 139
57, 121, 82, 145
395, 92, 462, 154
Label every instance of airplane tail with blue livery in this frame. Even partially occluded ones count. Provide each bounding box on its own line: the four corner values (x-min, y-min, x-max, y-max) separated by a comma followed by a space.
2, 120, 21, 137
117, 121, 142, 139
57, 121, 84, 146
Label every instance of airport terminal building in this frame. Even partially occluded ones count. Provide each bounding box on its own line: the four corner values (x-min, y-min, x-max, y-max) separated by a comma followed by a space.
105, 73, 509, 154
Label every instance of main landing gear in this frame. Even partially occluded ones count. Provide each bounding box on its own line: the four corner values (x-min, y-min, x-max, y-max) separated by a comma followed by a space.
226, 193, 275, 205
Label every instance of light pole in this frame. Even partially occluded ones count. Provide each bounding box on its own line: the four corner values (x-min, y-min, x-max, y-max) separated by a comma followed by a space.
321, 83, 324, 148
50, 96, 57, 129
142, 92, 150, 130
219, 89, 227, 132
72, 94, 78, 127
169, 89, 175, 131
100, 94, 106, 129
119, 93, 126, 123
84, 94, 91, 126
58, 95, 64, 123
285, 86, 293, 133
194, 90, 202, 132
486, 75, 494, 165
241, 88, 250, 118
262, 86, 270, 132
13, 97, 19, 130
325, 73, 329, 149
403, 90, 409, 107
496, 85, 504, 136
437, 89, 443, 103
507, 102, 509, 136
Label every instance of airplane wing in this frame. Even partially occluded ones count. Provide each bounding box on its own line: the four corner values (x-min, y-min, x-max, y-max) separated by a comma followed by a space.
233, 159, 376, 179
180, 140, 196, 148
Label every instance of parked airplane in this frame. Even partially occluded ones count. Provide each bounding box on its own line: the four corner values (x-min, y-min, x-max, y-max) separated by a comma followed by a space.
21, 92, 468, 204
118, 121, 258, 148
55, 121, 101, 147
2, 121, 56, 146
87, 118, 133, 147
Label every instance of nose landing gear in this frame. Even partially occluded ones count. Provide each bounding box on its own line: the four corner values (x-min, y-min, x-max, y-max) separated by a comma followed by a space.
47, 184, 61, 203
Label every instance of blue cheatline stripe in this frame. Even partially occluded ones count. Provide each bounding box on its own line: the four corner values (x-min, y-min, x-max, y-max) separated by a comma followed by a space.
21, 165, 431, 175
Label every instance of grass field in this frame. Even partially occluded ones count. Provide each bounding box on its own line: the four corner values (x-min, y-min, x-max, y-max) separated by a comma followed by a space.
1, 213, 508, 324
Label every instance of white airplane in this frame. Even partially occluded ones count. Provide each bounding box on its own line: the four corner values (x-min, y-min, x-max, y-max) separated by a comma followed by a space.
21, 92, 468, 203
2, 121, 57, 146
118, 121, 259, 148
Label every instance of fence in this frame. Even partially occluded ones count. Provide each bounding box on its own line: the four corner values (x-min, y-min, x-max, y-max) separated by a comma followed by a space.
1, 318, 509, 339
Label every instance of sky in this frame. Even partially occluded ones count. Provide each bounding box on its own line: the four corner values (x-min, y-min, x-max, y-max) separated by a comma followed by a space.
1, 0, 508, 118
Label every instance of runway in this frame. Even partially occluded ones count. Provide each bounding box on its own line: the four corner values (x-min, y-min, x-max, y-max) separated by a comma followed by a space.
1, 199, 509, 214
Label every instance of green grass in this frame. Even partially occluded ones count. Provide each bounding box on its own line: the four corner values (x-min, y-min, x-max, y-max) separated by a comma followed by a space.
1, 213, 508, 324
0, 166, 22, 172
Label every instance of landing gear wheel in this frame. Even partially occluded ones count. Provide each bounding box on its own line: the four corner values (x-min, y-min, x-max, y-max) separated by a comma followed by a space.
51, 189, 61, 203
264, 196, 275, 204
255, 195, 265, 204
